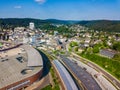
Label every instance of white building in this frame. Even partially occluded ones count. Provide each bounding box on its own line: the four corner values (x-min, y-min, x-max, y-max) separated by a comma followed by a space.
54, 31, 58, 36
29, 22, 35, 30
23, 37, 29, 43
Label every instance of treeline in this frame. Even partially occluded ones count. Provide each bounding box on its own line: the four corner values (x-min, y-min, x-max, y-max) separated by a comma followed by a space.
77, 20, 120, 32
0, 18, 76, 29
1, 18, 120, 32
0, 18, 77, 37
0, 18, 50, 29
41, 24, 76, 38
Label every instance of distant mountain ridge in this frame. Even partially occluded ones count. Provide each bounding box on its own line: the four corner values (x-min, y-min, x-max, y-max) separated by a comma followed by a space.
77, 20, 120, 32
46, 19, 79, 24
0, 18, 78, 28
0, 18, 48, 28
0, 18, 120, 32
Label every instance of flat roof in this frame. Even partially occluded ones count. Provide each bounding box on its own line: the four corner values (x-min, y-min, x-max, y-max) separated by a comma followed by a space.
0, 45, 43, 89
20, 45, 43, 67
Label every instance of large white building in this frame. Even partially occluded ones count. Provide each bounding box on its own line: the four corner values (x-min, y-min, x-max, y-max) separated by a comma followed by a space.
29, 22, 35, 30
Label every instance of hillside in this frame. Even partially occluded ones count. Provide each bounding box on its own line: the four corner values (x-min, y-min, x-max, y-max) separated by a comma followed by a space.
0, 18, 48, 28
0, 18, 120, 32
77, 20, 120, 32
0, 18, 77, 29
46, 19, 78, 24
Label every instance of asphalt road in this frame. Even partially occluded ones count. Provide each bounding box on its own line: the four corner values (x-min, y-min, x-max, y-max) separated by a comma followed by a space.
69, 56, 117, 90
72, 55, 120, 90
53, 60, 78, 90
60, 55, 101, 90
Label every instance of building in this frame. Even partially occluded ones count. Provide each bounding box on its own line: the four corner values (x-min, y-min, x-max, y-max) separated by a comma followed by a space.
0, 44, 43, 90
100, 49, 117, 58
54, 31, 58, 36
29, 22, 35, 30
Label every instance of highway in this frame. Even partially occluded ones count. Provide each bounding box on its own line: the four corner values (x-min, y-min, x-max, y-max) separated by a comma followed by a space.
72, 53, 120, 90
53, 60, 78, 90
59, 55, 101, 90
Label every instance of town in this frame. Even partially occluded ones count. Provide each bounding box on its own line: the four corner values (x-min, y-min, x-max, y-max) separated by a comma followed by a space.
0, 21, 120, 90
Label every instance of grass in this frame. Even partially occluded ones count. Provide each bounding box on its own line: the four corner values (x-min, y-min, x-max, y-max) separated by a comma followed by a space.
41, 85, 52, 90
53, 50, 65, 56
79, 53, 120, 80
41, 84, 60, 90
40, 49, 54, 60
50, 67, 60, 90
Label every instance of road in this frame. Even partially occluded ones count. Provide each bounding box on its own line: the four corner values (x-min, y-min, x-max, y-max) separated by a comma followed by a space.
72, 53, 120, 90
59, 55, 101, 90
68, 57, 117, 90
53, 60, 78, 90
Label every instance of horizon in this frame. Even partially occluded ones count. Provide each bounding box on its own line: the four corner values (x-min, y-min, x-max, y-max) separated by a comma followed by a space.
0, 18, 120, 21
0, 0, 120, 20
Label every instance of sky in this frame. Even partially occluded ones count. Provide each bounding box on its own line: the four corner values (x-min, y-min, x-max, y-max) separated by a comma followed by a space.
0, 0, 120, 20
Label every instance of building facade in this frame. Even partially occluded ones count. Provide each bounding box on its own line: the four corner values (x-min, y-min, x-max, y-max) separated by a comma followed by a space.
29, 22, 35, 30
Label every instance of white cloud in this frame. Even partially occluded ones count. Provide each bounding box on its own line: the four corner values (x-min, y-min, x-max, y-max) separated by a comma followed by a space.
35, 0, 46, 4
14, 6, 22, 9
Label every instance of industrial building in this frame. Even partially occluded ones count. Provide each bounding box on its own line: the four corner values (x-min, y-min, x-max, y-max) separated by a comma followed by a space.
0, 43, 43, 90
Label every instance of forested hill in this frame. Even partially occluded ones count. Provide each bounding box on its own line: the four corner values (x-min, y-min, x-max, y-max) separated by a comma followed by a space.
46, 19, 78, 24
0, 18, 77, 28
77, 20, 120, 32
0, 18, 120, 32
0, 18, 48, 28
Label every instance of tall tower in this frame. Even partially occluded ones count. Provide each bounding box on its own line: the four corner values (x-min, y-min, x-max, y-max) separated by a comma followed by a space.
29, 22, 35, 30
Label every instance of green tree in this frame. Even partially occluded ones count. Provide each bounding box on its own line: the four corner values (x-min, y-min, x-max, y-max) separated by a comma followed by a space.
69, 41, 78, 47
68, 46, 72, 52
113, 42, 120, 51
114, 53, 120, 61
103, 40, 108, 47
93, 45, 100, 53
87, 47, 93, 53
74, 46, 79, 52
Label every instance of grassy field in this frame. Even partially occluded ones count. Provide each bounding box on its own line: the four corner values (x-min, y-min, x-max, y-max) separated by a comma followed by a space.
79, 53, 120, 80
41, 85, 52, 90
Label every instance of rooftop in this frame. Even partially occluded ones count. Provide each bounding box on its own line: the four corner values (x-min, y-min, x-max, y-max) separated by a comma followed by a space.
20, 45, 43, 67
0, 44, 43, 89
100, 49, 117, 58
